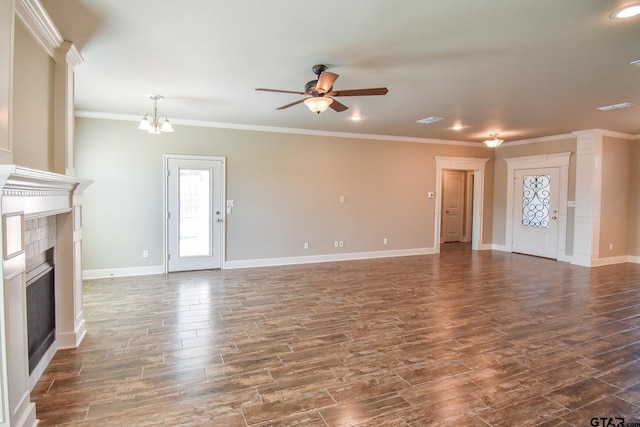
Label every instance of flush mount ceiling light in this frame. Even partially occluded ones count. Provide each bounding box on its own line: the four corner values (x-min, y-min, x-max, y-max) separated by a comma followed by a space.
610, 3, 640, 18
138, 94, 174, 134
484, 133, 504, 148
304, 97, 333, 114
596, 101, 635, 111
416, 116, 444, 124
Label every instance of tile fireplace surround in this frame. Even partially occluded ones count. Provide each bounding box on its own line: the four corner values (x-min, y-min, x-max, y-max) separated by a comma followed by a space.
0, 165, 91, 427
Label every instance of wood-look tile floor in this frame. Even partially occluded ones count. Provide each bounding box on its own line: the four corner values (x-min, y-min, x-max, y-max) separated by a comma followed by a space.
32, 243, 640, 426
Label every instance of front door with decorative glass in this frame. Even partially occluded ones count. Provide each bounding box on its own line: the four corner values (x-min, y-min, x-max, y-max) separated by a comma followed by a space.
512, 167, 560, 259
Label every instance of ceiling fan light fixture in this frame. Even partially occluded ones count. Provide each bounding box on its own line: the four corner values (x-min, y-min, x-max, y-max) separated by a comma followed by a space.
484, 133, 504, 148
304, 97, 333, 114
610, 3, 640, 18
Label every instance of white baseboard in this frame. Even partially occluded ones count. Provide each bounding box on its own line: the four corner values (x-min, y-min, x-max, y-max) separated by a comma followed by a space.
223, 247, 437, 269
83, 249, 640, 277
490, 244, 510, 252
83, 265, 164, 279
591, 255, 638, 267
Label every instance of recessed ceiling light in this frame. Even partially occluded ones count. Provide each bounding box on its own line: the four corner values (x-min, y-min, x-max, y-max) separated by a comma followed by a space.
350, 115, 363, 121
610, 3, 640, 19
596, 101, 635, 111
416, 116, 444, 124
452, 124, 464, 130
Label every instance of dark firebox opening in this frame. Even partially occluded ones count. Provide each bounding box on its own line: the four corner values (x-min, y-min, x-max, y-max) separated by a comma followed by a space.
26, 247, 55, 374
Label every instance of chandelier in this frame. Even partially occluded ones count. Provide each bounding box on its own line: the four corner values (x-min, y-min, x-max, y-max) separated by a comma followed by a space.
484, 133, 503, 148
138, 94, 174, 134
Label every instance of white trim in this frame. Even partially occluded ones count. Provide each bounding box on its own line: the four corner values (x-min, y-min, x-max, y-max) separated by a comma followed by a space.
590, 256, 632, 267
82, 265, 164, 279
75, 111, 484, 147
223, 247, 437, 269
572, 128, 635, 140
504, 153, 571, 260
163, 154, 226, 272
434, 157, 489, 252
491, 244, 510, 252
15, 0, 63, 57
500, 133, 576, 147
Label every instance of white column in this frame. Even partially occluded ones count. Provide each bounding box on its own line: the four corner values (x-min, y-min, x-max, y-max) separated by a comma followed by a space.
0, 0, 14, 163
572, 130, 603, 267
53, 42, 83, 176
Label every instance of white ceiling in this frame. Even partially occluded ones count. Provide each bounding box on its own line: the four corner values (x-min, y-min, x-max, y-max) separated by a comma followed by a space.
40, 0, 640, 144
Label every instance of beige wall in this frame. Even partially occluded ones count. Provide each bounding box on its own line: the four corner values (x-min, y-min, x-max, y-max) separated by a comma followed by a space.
492, 137, 577, 253
12, 19, 54, 171
600, 136, 632, 258
630, 142, 640, 257
75, 117, 494, 270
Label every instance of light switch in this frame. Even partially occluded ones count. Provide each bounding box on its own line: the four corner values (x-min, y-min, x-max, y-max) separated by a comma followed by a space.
226, 200, 234, 207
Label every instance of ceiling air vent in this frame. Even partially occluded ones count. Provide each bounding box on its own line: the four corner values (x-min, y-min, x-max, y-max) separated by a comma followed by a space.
416, 116, 444, 124
596, 102, 635, 111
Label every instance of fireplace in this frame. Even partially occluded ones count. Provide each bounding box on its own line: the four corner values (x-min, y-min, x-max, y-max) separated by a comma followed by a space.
0, 165, 92, 427
26, 247, 55, 374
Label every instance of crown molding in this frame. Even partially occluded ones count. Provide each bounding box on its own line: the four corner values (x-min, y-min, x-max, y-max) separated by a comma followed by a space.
74, 110, 486, 147
15, 0, 62, 57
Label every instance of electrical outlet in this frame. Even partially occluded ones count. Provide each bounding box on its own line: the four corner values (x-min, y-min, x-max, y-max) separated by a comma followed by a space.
339, 196, 345, 203
339, 240, 344, 247
334, 241, 339, 248
142, 250, 149, 258
383, 238, 388, 245
304, 242, 309, 249
609, 243, 613, 250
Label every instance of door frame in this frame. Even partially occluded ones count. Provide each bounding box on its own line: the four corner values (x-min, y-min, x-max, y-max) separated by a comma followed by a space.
440, 169, 467, 243
434, 156, 489, 252
504, 152, 571, 261
163, 154, 227, 273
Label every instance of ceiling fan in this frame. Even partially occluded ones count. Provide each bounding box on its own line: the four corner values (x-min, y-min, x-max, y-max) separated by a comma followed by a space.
255, 64, 388, 114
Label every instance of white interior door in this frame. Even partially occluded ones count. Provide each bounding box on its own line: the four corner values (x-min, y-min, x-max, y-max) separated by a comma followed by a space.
167, 157, 224, 272
442, 170, 465, 242
512, 167, 560, 259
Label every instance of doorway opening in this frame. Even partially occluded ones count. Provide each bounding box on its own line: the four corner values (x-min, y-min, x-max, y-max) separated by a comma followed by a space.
164, 155, 226, 272
441, 170, 473, 243
434, 156, 489, 252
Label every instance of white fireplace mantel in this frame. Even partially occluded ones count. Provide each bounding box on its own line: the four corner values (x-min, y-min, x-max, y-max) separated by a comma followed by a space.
0, 165, 91, 427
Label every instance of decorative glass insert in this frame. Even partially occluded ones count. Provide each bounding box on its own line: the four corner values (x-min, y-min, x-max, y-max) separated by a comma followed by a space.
178, 168, 211, 257
522, 175, 550, 228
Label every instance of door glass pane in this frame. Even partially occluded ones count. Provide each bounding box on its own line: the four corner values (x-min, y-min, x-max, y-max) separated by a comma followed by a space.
522, 175, 550, 228
179, 168, 211, 257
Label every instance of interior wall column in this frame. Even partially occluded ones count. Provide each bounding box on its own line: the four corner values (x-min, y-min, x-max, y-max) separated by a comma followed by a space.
571, 130, 603, 267
53, 42, 82, 176
0, 0, 14, 164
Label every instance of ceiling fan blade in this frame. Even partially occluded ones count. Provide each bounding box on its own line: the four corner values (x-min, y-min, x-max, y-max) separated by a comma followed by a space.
329, 87, 388, 97
329, 98, 348, 112
276, 98, 307, 110
316, 71, 339, 93
256, 88, 306, 95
